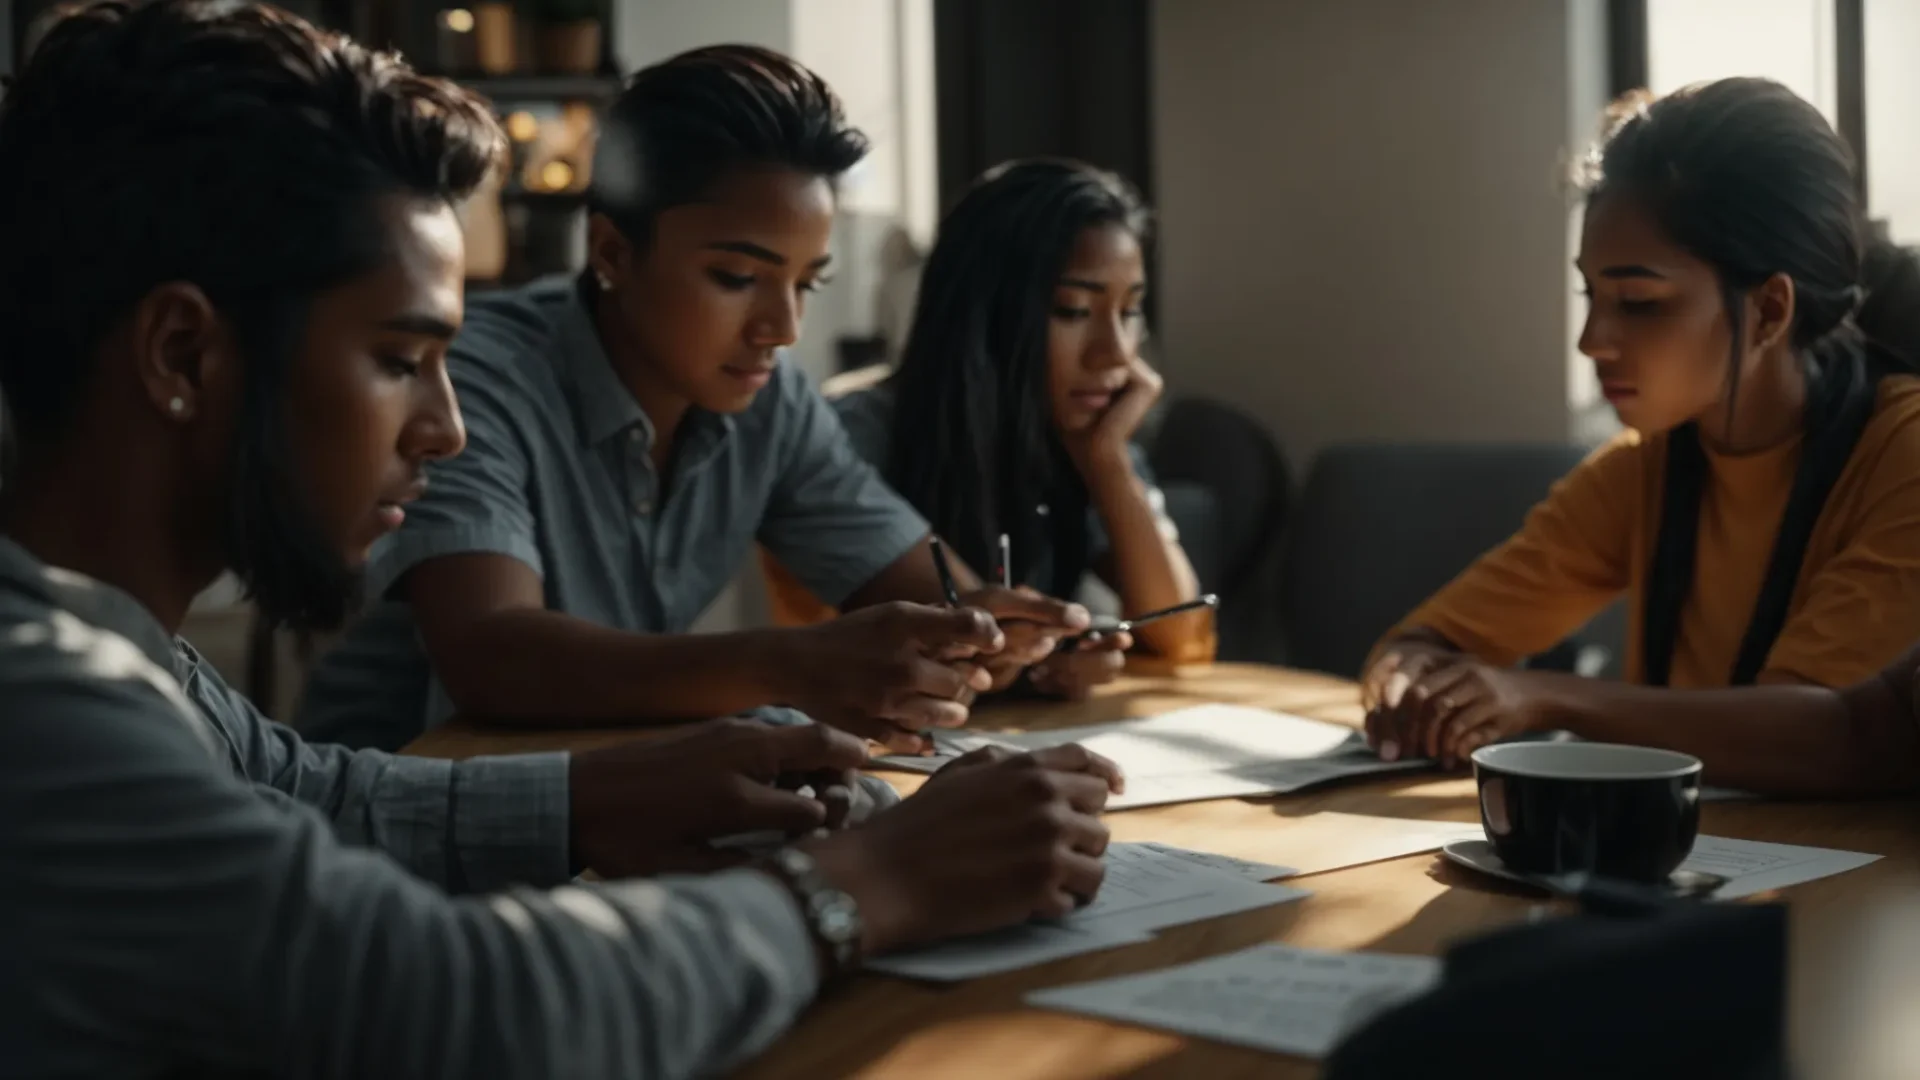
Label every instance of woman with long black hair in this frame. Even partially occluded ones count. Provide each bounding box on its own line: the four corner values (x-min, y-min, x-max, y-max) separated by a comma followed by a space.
1366, 78, 1920, 793
771, 159, 1211, 699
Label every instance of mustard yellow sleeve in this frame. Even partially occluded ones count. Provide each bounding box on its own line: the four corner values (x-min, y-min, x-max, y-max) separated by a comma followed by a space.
1377, 435, 1641, 669
1764, 438, 1920, 688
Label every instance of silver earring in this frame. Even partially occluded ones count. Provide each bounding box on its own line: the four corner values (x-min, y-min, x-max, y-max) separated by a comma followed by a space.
168, 396, 187, 417
594, 270, 613, 292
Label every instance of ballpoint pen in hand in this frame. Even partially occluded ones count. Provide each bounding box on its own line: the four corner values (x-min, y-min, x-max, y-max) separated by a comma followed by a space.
1055, 593, 1221, 654
929, 535, 962, 607
917, 536, 966, 754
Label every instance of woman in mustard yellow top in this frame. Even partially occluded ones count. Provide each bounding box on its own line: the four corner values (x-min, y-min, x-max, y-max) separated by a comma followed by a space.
1365, 77, 1920, 793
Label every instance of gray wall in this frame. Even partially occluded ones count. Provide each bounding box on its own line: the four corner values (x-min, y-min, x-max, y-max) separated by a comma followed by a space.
1152, 0, 1609, 468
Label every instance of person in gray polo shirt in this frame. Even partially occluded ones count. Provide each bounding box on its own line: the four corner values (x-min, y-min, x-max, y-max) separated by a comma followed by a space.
301, 45, 1088, 752
0, 6, 1118, 1076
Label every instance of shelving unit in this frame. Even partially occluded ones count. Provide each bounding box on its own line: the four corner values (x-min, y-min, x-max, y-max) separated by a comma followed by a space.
420, 5, 620, 291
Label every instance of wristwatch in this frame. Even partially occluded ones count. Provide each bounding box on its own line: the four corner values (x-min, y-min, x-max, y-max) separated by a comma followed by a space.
763, 846, 863, 977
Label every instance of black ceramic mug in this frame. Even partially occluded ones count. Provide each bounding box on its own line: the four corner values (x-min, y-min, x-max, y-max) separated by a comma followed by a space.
1471, 742, 1703, 884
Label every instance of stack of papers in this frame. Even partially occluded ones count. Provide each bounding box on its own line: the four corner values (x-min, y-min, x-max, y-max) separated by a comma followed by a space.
866, 842, 1306, 981
1028, 943, 1441, 1059
875, 704, 1429, 809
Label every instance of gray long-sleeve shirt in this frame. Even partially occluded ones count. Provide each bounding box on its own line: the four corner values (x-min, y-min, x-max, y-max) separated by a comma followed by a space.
0, 536, 821, 1079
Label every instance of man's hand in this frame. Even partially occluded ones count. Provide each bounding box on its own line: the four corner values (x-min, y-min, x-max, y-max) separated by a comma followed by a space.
570, 718, 871, 878
1026, 630, 1132, 700
803, 745, 1120, 956
930, 742, 1127, 794
1364, 655, 1559, 768
955, 585, 1092, 691
776, 602, 1006, 753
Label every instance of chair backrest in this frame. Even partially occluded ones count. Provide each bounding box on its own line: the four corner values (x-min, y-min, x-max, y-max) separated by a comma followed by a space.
1280, 442, 1591, 679
1148, 396, 1292, 660
1148, 397, 1291, 590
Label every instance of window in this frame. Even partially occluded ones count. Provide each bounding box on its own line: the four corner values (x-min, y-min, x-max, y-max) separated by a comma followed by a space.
1618, 0, 1920, 241
1866, 0, 1920, 243
1647, 0, 1837, 122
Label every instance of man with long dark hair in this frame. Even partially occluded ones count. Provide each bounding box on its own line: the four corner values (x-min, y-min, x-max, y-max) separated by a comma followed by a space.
0, 4, 1117, 1075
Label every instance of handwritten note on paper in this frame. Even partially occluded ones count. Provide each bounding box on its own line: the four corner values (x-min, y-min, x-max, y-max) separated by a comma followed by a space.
866, 922, 1151, 981
873, 705, 1430, 805
1073, 843, 1237, 919
1681, 836, 1881, 900
1071, 846, 1309, 938
865, 843, 1309, 981
1136, 842, 1296, 883
1028, 944, 1442, 1059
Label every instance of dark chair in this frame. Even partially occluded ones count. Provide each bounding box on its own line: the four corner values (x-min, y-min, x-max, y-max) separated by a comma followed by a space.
1279, 442, 1620, 681
1148, 396, 1292, 661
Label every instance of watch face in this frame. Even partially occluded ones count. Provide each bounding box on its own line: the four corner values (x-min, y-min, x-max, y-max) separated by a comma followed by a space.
816, 903, 859, 943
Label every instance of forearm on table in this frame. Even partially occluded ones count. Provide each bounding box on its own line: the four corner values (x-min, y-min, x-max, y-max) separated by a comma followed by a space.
17, 687, 822, 1080
429, 608, 798, 725
275, 860, 820, 1078
1085, 456, 1204, 658
273, 737, 572, 891
1532, 671, 1920, 797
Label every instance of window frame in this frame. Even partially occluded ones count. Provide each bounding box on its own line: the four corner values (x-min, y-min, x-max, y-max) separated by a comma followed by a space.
1609, 0, 1868, 200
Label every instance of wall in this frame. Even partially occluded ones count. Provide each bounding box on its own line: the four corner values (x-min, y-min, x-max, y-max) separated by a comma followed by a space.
614, 0, 792, 68
1152, 0, 1608, 468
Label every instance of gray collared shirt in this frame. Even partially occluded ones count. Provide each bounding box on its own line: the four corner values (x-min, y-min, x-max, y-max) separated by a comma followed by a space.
300, 275, 928, 750
0, 535, 820, 1079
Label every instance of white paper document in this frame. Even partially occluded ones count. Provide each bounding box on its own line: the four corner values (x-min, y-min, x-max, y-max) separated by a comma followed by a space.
864, 922, 1152, 981
1071, 844, 1310, 938
874, 705, 1428, 808
1134, 842, 1296, 882
1278, 813, 1487, 877
866, 842, 1309, 981
1683, 835, 1881, 900
1028, 943, 1442, 1059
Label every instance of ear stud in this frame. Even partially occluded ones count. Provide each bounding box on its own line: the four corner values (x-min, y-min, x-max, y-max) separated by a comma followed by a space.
168, 396, 187, 417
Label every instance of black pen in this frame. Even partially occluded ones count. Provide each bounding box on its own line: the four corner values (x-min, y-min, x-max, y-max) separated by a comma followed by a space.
1056, 593, 1221, 653
917, 536, 965, 755
929, 535, 962, 606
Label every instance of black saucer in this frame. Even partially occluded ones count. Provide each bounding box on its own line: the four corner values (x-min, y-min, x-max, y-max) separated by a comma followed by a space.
1441, 838, 1725, 899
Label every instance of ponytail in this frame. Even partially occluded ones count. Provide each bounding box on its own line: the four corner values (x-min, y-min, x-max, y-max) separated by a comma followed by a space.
1855, 236, 1920, 376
